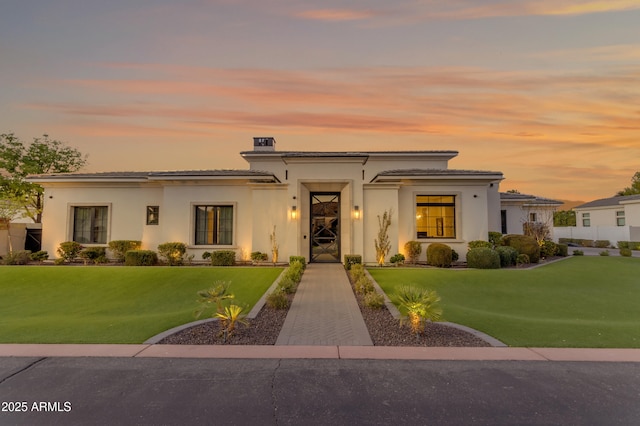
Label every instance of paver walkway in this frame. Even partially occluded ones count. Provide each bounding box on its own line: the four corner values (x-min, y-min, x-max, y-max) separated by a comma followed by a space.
275, 263, 373, 346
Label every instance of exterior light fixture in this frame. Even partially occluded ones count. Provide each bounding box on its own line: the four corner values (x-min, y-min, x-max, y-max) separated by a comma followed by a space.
354, 205, 360, 220
291, 205, 297, 220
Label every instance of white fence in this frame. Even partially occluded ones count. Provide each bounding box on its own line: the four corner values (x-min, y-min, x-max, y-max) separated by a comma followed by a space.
552, 226, 640, 245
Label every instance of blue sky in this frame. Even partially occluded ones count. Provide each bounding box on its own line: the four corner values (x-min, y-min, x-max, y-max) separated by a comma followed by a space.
2, 0, 639, 200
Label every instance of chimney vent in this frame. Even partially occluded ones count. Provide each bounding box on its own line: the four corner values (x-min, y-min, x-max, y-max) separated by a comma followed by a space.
253, 137, 276, 151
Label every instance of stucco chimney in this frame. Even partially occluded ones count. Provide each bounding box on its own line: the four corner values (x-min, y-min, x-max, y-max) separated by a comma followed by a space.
253, 137, 276, 151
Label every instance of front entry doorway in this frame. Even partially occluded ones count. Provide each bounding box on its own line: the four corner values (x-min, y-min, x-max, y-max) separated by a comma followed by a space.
310, 192, 340, 262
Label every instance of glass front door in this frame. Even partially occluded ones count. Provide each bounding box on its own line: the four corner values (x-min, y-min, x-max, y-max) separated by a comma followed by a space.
310, 192, 340, 262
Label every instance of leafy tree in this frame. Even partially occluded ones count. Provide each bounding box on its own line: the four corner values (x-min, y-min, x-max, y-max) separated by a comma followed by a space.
0, 133, 87, 222
554, 210, 576, 227
616, 172, 640, 196
506, 189, 521, 194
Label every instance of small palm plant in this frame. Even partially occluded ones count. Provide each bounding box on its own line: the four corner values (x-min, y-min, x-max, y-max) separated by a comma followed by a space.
194, 281, 235, 319
215, 304, 249, 335
394, 285, 442, 335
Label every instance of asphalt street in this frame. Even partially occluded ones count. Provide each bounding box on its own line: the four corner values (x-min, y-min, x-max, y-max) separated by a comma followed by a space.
1, 357, 639, 425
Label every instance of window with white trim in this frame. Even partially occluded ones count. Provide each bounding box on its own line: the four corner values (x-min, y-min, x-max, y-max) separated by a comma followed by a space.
73, 206, 108, 244
194, 205, 233, 245
616, 211, 625, 226
582, 212, 590, 227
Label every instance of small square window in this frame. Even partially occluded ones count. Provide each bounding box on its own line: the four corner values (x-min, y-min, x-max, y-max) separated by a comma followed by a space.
147, 206, 159, 225
582, 212, 590, 227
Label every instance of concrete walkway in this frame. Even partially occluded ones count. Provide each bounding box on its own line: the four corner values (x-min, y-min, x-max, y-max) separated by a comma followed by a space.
275, 263, 373, 346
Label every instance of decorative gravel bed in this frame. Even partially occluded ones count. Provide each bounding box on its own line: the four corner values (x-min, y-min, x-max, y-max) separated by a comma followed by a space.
159, 269, 492, 347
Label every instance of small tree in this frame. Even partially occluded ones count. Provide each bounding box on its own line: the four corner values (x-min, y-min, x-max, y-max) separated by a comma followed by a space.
374, 209, 393, 266
269, 225, 279, 265
616, 171, 640, 196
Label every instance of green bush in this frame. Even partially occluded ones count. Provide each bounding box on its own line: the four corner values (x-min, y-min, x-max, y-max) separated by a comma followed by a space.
390, 253, 405, 265
29, 250, 49, 263
289, 256, 306, 269
364, 291, 385, 309
80, 247, 108, 265
620, 248, 632, 257
211, 250, 236, 266
501, 234, 541, 264
355, 276, 374, 295
557, 244, 568, 257
466, 247, 500, 269
468, 240, 493, 250
403, 241, 422, 264
618, 241, 629, 249
344, 254, 362, 270
580, 239, 595, 248
618, 241, 640, 250
573, 250, 584, 256
427, 243, 453, 268
2, 250, 32, 265
349, 264, 366, 282
496, 246, 518, 267
56, 241, 83, 263
599, 250, 610, 256
157, 242, 187, 265
541, 240, 558, 258
124, 250, 158, 266
595, 240, 611, 248
108, 240, 142, 262
266, 290, 289, 309
285, 261, 304, 283
516, 253, 530, 266
202, 251, 211, 260
251, 251, 268, 262
452, 249, 459, 262
488, 232, 503, 247
277, 276, 297, 294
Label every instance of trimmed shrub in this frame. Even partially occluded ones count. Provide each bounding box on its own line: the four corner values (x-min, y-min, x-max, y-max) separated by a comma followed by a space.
108, 240, 142, 262
2, 250, 32, 265
285, 261, 304, 283
468, 240, 492, 250
516, 253, 530, 267
618, 241, 629, 249
579, 239, 595, 248
557, 244, 568, 257
599, 250, 610, 256
451, 249, 459, 262
364, 291, 385, 309
57, 241, 83, 263
349, 264, 366, 282
30, 250, 49, 263
355, 276, 374, 295
488, 232, 503, 247
289, 256, 306, 269
251, 251, 268, 262
277, 276, 297, 294
80, 247, 108, 265
595, 240, 611, 248
573, 250, 584, 256
620, 248, 632, 257
344, 254, 362, 270
125, 250, 158, 266
390, 253, 405, 265
541, 240, 558, 258
427, 243, 453, 268
266, 290, 289, 309
202, 251, 212, 260
403, 241, 422, 264
211, 250, 236, 266
496, 246, 518, 267
466, 247, 500, 269
501, 234, 541, 264
157, 242, 187, 265
619, 241, 640, 250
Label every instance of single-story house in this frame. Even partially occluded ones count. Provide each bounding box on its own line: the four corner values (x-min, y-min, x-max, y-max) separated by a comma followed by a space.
499, 192, 563, 238
29, 137, 510, 264
554, 194, 640, 244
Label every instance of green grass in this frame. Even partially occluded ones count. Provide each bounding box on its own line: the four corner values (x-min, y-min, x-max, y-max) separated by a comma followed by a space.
0, 266, 283, 344
369, 257, 640, 348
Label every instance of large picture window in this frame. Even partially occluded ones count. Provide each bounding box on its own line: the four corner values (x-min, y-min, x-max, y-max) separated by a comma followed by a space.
195, 205, 233, 245
416, 195, 456, 239
73, 206, 108, 244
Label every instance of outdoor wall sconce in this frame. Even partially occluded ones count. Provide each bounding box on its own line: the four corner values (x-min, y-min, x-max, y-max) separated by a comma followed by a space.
291, 205, 297, 220
353, 205, 360, 220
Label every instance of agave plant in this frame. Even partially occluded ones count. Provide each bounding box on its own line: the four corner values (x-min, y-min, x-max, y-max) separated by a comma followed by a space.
394, 285, 442, 334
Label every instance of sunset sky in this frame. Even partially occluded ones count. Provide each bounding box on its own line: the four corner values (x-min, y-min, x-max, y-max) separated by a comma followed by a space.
1, 0, 639, 202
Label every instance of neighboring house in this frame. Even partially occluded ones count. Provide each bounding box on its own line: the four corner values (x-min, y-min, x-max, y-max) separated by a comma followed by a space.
28, 138, 506, 263
499, 192, 562, 237
554, 194, 640, 244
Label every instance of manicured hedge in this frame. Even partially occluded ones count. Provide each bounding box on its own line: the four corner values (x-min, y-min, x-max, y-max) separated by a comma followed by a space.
496, 246, 518, 267
125, 250, 158, 266
210, 250, 236, 266
467, 247, 500, 269
427, 243, 452, 268
501, 234, 540, 264
289, 256, 306, 269
344, 254, 362, 270
108, 240, 142, 262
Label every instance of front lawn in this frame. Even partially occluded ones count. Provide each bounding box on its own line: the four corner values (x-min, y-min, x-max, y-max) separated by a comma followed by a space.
0, 266, 283, 344
369, 257, 640, 348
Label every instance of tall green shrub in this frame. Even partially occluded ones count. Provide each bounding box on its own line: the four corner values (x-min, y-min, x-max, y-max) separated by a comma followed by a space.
496, 246, 518, 267
56, 241, 83, 263
501, 234, 541, 264
157, 242, 187, 265
426, 243, 452, 268
403, 240, 422, 264
211, 250, 236, 266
